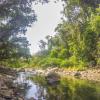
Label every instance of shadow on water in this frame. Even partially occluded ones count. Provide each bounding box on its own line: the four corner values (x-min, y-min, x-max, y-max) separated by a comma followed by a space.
14, 72, 100, 100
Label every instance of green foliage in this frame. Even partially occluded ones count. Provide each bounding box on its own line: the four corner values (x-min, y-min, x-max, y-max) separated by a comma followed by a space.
50, 48, 59, 58
60, 59, 73, 67
30, 0, 100, 69
1, 0, 99, 69
90, 8, 100, 34
0, 0, 48, 66
0, 0, 35, 61
58, 49, 70, 59
38, 57, 62, 68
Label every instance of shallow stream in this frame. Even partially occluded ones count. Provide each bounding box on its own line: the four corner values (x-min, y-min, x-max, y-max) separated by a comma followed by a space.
14, 72, 100, 100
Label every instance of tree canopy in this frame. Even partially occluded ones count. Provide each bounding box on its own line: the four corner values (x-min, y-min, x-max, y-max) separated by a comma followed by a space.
31, 0, 100, 68
0, 0, 100, 68
0, 0, 48, 61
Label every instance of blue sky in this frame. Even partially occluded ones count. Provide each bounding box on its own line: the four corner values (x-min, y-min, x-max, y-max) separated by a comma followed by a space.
26, 0, 63, 54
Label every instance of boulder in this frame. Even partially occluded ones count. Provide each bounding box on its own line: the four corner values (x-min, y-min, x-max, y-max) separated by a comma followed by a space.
74, 72, 81, 77
45, 72, 60, 85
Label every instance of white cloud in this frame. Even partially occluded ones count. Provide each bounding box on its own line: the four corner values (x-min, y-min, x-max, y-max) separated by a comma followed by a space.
26, 0, 63, 54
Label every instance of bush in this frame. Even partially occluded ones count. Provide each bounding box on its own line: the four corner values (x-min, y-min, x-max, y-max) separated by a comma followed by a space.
58, 49, 70, 59
50, 48, 59, 58
79, 60, 88, 67
60, 59, 73, 67
68, 55, 78, 66
37, 57, 62, 68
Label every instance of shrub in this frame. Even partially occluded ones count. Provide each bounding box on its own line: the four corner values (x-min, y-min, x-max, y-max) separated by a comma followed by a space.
60, 59, 73, 67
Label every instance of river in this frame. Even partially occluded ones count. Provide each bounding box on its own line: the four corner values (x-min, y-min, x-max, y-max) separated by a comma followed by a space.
14, 71, 100, 100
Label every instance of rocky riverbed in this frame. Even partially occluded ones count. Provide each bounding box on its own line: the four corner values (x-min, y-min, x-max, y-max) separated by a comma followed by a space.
0, 67, 25, 100
0, 66, 100, 100
56, 68, 100, 82
22, 67, 100, 82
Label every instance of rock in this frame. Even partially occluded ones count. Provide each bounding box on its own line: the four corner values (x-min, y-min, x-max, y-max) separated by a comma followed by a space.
28, 97, 34, 100
18, 97, 24, 100
0, 97, 2, 99
45, 72, 60, 85
0, 67, 17, 76
0, 89, 13, 99
1, 85, 8, 90
74, 72, 81, 77
0, 73, 24, 100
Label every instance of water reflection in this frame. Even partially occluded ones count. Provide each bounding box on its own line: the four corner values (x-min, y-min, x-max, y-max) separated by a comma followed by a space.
15, 72, 100, 100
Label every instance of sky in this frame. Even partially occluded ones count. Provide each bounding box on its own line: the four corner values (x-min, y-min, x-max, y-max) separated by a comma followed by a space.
26, 0, 64, 54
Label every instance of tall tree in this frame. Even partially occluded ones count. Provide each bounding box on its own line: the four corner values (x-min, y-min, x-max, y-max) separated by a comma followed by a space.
0, 0, 48, 61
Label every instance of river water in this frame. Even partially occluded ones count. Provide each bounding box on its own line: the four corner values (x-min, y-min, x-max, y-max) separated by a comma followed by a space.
14, 72, 100, 100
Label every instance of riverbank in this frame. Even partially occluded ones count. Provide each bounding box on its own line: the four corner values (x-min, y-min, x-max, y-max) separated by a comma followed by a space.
21, 67, 100, 82
0, 67, 25, 100
0, 66, 100, 100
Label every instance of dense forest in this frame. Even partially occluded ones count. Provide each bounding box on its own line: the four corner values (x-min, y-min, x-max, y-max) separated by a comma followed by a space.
29, 0, 100, 69
0, 1, 100, 100
0, 0, 100, 69
0, 0, 48, 67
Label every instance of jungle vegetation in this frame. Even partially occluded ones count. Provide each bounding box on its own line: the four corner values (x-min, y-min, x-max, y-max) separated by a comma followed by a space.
0, 0, 100, 69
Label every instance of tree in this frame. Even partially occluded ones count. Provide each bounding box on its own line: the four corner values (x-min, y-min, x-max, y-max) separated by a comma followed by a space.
29, 0, 100, 68
39, 40, 47, 51
0, 0, 48, 61
56, 0, 100, 67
